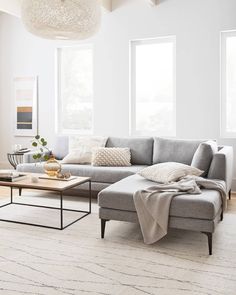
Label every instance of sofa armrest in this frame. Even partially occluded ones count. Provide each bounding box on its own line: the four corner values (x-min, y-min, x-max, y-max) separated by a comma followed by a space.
23, 150, 52, 164
207, 146, 233, 193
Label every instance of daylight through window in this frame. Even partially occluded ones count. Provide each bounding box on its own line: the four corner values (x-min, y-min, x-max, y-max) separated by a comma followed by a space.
221, 31, 236, 137
57, 45, 93, 134
130, 37, 176, 136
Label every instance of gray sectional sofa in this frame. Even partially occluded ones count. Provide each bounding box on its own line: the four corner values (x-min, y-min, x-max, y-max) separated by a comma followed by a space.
17, 136, 233, 255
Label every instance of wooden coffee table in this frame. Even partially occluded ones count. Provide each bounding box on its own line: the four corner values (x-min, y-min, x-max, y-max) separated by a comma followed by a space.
0, 173, 91, 230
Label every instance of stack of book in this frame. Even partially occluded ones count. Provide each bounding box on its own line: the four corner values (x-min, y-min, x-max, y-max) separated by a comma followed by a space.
0, 170, 26, 182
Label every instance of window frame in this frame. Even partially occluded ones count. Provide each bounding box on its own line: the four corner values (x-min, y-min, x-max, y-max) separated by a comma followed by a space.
56, 44, 94, 135
129, 36, 176, 137
220, 30, 236, 138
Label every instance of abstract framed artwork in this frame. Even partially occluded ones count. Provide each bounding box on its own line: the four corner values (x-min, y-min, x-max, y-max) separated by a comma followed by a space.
13, 77, 38, 137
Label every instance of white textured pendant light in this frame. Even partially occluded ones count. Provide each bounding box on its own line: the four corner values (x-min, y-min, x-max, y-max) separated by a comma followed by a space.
21, 0, 101, 40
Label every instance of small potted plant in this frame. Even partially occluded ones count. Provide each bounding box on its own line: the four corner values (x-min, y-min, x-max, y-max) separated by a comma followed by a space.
32, 135, 61, 177
32, 135, 50, 162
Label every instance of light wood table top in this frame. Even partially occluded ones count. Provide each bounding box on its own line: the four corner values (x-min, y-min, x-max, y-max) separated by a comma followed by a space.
0, 173, 91, 192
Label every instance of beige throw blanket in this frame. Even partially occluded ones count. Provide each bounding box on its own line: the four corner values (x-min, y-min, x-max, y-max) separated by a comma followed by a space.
133, 176, 226, 244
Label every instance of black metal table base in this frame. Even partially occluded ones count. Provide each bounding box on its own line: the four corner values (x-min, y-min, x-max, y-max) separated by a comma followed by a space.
0, 181, 91, 230
7, 153, 24, 169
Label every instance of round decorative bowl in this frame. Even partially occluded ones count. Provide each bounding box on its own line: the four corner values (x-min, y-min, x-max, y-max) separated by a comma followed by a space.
44, 156, 61, 177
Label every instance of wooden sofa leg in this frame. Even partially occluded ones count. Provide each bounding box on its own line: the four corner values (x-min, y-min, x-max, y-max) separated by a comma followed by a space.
101, 219, 107, 239
19, 188, 22, 196
220, 210, 224, 221
202, 232, 212, 255
229, 189, 232, 200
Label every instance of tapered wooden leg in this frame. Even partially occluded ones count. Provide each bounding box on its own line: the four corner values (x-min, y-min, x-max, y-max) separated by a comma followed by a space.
202, 232, 213, 255
19, 188, 22, 196
101, 219, 107, 239
229, 189, 232, 200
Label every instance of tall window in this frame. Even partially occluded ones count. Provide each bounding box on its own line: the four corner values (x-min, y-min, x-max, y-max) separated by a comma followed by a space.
221, 31, 236, 137
57, 45, 93, 134
130, 36, 176, 136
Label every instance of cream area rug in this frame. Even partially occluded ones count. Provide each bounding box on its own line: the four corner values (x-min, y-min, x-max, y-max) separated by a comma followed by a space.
0, 191, 236, 295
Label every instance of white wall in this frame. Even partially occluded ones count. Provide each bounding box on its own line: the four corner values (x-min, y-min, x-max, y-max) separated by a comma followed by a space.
0, 0, 236, 186
0, 0, 20, 16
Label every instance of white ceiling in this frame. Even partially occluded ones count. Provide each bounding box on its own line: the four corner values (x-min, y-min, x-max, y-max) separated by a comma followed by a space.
0, 0, 159, 16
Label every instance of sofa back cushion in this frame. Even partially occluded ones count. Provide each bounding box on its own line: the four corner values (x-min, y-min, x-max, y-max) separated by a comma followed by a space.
153, 137, 203, 165
53, 135, 69, 160
106, 137, 153, 165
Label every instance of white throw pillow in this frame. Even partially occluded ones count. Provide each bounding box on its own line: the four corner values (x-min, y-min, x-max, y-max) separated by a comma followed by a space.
62, 136, 108, 164
69, 136, 107, 151
92, 148, 131, 167
61, 149, 92, 164
138, 162, 204, 184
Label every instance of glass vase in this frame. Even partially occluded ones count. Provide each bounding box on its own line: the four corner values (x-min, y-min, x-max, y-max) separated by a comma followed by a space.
44, 156, 61, 177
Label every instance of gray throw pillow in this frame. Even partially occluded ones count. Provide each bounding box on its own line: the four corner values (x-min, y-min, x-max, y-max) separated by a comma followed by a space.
191, 140, 218, 176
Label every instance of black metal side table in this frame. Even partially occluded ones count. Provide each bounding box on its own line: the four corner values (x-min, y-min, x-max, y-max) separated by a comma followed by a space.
7, 153, 24, 169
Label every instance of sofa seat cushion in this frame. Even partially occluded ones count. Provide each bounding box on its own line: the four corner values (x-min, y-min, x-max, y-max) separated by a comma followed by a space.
17, 163, 147, 184
98, 174, 223, 220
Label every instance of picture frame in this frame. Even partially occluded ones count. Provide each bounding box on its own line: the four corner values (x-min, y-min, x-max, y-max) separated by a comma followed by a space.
13, 76, 38, 137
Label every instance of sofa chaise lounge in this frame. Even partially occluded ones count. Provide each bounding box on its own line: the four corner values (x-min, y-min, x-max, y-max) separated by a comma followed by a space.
17, 136, 233, 254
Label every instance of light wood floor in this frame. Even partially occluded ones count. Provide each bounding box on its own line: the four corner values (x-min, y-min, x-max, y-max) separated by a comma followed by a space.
227, 192, 236, 213
0, 186, 16, 197
0, 186, 34, 197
